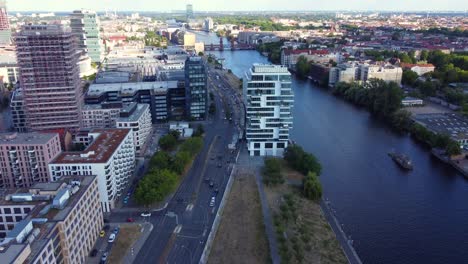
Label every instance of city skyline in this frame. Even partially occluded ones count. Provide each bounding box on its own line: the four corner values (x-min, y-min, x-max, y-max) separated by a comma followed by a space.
7, 0, 468, 12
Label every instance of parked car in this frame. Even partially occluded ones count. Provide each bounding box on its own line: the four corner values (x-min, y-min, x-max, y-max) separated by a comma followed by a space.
113, 226, 119, 234
108, 233, 116, 243
210, 197, 216, 207
100, 252, 108, 263
90, 249, 98, 257
141, 212, 152, 217
127, 217, 135, 222
209, 181, 214, 188
100, 230, 105, 237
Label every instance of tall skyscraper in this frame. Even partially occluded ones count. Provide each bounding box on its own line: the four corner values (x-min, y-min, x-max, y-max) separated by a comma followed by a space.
186, 4, 194, 20
243, 64, 294, 156
70, 9, 103, 63
15, 24, 83, 131
0, 0, 11, 45
185, 56, 207, 119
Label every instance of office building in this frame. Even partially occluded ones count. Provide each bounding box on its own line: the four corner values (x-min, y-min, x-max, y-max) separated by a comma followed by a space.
0, 0, 10, 45
15, 24, 83, 131
116, 103, 152, 156
0, 132, 62, 188
82, 102, 122, 129
49, 129, 135, 212
85, 81, 180, 122
185, 57, 207, 119
70, 10, 103, 63
186, 4, 193, 20
204, 17, 214, 32
0, 176, 103, 263
244, 64, 294, 156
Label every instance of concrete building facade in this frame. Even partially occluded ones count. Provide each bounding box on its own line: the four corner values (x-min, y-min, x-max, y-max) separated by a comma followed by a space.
49, 129, 135, 212
0, 176, 103, 263
0, 0, 11, 45
329, 62, 402, 87
15, 24, 83, 131
0, 132, 62, 188
244, 64, 294, 156
116, 103, 152, 156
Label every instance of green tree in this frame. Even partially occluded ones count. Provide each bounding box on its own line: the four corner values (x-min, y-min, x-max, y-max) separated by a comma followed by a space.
192, 124, 205, 137
303, 172, 322, 200
171, 151, 191, 174
149, 151, 172, 170
296, 56, 311, 78
402, 69, 419, 86
446, 140, 461, 156
284, 145, 321, 176
180, 137, 203, 156
134, 169, 178, 206
420, 50, 429, 61
390, 109, 412, 131
159, 134, 177, 151
198, 51, 204, 56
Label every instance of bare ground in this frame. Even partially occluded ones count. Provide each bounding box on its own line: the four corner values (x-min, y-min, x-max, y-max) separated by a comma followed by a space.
208, 170, 270, 264
108, 225, 142, 264
264, 168, 347, 264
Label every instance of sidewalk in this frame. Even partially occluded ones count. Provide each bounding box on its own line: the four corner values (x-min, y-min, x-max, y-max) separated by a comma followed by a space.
122, 223, 154, 264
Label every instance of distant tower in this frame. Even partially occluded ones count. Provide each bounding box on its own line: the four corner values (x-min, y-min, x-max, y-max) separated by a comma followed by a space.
186, 4, 193, 20
219, 37, 224, 51
15, 24, 83, 131
70, 10, 103, 63
0, 0, 11, 45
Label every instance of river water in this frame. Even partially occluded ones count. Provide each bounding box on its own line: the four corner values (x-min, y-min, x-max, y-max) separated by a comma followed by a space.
200, 32, 468, 264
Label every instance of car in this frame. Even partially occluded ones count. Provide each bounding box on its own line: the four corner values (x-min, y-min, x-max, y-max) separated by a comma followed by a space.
217, 163, 222, 168
108, 233, 116, 243
209, 197, 216, 207
127, 217, 135, 222
100, 252, 108, 263
204, 177, 210, 182
141, 212, 152, 217
99, 230, 105, 237
90, 249, 98, 257
209, 181, 214, 188
214, 188, 219, 194
113, 226, 119, 234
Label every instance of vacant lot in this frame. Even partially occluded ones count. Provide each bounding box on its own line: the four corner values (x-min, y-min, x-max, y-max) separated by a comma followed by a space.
265, 182, 347, 264
208, 170, 270, 264
108, 225, 141, 264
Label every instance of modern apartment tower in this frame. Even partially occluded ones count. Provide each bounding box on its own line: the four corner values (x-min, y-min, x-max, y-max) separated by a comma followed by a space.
185, 56, 207, 119
244, 64, 294, 156
70, 10, 103, 63
15, 24, 83, 131
0, 0, 11, 45
186, 4, 194, 20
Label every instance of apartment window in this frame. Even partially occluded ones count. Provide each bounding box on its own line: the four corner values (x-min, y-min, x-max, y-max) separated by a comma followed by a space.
265, 143, 273, 149
3, 208, 11, 214
254, 143, 260, 148
15, 216, 22, 222
14, 208, 21, 214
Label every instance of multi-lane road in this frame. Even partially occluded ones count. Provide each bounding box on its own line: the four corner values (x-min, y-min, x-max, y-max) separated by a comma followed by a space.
113, 63, 244, 264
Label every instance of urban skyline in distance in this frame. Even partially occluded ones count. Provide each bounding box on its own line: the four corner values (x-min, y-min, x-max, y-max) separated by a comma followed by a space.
7, 0, 468, 12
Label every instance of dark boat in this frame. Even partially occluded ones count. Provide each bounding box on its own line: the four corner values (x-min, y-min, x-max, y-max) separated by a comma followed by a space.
388, 152, 413, 170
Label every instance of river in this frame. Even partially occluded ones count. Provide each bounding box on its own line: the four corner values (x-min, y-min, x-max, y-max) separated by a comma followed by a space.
201, 32, 468, 264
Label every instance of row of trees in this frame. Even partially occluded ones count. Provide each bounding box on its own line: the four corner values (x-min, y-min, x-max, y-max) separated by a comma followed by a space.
134, 135, 204, 206
332, 79, 462, 156
256, 41, 283, 64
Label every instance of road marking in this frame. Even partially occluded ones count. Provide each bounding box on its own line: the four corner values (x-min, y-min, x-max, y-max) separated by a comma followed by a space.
185, 203, 194, 211
174, 225, 183, 234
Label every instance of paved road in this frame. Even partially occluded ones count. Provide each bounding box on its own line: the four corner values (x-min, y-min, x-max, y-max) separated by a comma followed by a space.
128, 63, 242, 264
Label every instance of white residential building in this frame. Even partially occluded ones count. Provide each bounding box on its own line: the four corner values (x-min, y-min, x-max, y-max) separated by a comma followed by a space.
48, 129, 135, 212
82, 103, 121, 129
116, 103, 152, 155
329, 62, 402, 87
244, 64, 294, 156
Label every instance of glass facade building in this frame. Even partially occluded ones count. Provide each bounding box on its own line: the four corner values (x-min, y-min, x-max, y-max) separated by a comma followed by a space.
185, 57, 207, 119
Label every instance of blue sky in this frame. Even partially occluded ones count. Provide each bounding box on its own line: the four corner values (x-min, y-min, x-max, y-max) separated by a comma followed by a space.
7, 0, 468, 12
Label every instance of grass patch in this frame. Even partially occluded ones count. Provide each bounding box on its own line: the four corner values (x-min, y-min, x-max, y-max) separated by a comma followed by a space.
108, 225, 141, 264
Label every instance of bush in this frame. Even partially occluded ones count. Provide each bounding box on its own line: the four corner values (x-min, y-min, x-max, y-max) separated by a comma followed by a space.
192, 124, 205, 137
262, 158, 284, 185
303, 172, 322, 201
284, 145, 321, 176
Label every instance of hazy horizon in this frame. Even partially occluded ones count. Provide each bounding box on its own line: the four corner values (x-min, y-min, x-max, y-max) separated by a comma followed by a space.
7, 0, 468, 12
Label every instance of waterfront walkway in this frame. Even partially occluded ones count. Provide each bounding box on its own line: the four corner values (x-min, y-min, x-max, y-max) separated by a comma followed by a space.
321, 199, 363, 264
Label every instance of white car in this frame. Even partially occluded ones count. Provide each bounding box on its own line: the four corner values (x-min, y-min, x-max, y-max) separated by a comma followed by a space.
141, 212, 152, 217
108, 233, 116, 243
209, 197, 216, 207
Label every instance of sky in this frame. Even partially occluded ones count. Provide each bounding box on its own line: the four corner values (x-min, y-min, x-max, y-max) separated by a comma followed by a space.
7, 0, 468, 12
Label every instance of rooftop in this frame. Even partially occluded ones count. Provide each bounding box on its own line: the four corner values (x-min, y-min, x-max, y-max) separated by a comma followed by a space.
0, 132, 58, 146
87, 81, 177, 97
51, 129, 131, 164
251, 63, 290, 73
117, 103, 149, 123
